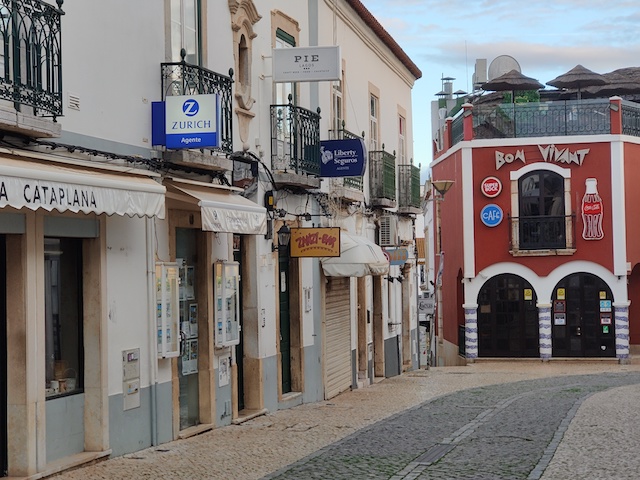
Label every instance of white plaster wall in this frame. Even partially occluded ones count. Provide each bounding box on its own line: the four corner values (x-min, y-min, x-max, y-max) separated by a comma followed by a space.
105, 215, 152, 395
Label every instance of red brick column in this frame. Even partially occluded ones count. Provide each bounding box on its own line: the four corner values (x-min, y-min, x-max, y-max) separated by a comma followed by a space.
610, 96, 623, 135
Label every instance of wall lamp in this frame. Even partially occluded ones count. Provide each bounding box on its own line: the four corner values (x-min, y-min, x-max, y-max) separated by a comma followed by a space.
272, 224, 291, 252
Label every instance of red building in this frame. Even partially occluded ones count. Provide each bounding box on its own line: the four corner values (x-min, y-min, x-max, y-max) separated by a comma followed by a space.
431, 96, 640, 365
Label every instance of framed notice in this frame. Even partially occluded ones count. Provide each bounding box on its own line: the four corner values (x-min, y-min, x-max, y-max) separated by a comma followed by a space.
553, 300, 566, 313
554, 313, 566, 326
600, 313, 612, 325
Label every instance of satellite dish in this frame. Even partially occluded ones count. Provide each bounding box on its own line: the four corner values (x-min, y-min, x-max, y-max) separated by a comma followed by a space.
488, 55, 521, 81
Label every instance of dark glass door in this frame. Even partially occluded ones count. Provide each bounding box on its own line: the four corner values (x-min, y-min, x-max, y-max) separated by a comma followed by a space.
477, 274, 539, 357
0, 236, 6, 476
278, 249, 291, 394
233, 238, 244, 411
552, 273, 615, 357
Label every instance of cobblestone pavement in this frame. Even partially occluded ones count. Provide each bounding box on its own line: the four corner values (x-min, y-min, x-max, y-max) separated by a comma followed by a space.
50, 362, 640, 480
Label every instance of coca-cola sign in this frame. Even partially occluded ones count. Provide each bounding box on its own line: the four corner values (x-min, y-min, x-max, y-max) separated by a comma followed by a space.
582, 178, 604, 240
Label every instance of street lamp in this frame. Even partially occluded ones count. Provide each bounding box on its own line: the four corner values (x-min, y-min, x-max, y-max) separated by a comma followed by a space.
430, 179, 454, 366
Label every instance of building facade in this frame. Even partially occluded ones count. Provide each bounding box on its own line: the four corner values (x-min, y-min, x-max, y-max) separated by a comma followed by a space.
0, 0, 422, 477
430, 95, 640, 366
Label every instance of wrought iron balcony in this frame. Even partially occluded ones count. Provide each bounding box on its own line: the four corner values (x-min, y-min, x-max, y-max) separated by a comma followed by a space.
0, 0, 64, 119
161, 56, 233, 154
328, 124, 364, 192
369, 147, 396, 208
398, 163, 421, 214
509, 214, 575, 252
270, 97, 321, 177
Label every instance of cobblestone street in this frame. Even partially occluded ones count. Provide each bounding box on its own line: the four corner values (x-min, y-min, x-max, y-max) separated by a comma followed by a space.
49, 362, 640, 480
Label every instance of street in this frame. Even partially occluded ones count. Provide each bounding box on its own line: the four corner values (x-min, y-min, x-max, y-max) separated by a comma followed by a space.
51, 362, 640, 480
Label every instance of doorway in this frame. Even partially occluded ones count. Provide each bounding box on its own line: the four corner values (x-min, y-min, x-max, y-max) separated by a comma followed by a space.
233, 235, 244, 411
278, 248, 291, 394
176, 228, 200, 429
552, 273, 615, 357
0, 235, 6, 476
477, 274, 539, 357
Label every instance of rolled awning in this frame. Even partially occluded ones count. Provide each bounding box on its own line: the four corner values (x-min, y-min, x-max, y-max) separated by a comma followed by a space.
0, 155, 165, 218
321, 232, 389, 277
167, 181, 266, 235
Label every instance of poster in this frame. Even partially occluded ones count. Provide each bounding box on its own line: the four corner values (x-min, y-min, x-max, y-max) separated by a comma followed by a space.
554, 313, 566, 326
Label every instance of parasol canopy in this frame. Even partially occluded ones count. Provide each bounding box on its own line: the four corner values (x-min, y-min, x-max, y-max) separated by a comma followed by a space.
584, 67, 640, 97
546, 64, 607, 99
481, 69, 544, 92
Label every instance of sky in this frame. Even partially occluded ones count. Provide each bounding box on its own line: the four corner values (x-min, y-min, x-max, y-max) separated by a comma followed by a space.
361, 0, 640, 181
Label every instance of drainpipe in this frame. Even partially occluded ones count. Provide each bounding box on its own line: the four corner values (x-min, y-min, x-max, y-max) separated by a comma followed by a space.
146, 216, 159, 446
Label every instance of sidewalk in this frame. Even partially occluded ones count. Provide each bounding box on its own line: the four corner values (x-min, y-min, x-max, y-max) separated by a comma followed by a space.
49, 361, 640, 480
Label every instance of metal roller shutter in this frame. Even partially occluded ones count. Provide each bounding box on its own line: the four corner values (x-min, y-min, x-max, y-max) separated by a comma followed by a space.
324, 277, 352, 399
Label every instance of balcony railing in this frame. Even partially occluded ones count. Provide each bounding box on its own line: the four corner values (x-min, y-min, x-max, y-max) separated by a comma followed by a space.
161, 59, 233, 154
369, 148, 396, 203
473, 100, 611, 140
0, 0, 64, 118
398, 164, 421, 210
328, 124, 364, 191
509, 215, 575, 251
271, 99, 321, 176
621, 100, 640, 136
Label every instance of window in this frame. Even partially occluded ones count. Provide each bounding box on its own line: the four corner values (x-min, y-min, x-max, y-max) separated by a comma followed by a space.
275, 29, 296, 106
45, 238, 83, 398
517, 170, 566, 250
170, 0, 200, 64
370, 94, 379, 151
332, 82, 343, 132
398, 115, 406, 164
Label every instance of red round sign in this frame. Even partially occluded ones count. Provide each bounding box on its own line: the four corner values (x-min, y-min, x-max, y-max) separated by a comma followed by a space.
481, 176, 502, 198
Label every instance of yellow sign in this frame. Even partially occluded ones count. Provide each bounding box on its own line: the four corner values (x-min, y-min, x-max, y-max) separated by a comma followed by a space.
557, 288, 565, 300
290, 227, 340, 258
524, 288, 532, 301
599, 291, 607, 299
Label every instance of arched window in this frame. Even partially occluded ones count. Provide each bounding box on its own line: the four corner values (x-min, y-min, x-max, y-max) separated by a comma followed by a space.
518, 170, 566, 249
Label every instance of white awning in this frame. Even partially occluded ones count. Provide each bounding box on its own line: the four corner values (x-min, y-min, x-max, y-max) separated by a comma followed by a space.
321, 233, 389, 277
168, 182, 267, 235
0, 156, 165, 218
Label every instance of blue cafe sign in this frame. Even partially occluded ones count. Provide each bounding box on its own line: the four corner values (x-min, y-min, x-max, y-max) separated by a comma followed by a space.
480, 204, 503, 227
152, 94, 220, 149
319, 138, 366, 177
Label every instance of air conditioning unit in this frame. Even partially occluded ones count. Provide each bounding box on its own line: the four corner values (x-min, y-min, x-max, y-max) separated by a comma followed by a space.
379, 215, 397, 246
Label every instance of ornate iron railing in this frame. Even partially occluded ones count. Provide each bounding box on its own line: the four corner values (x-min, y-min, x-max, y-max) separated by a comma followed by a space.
0, 0, 64, 118
160, 58, 234, 154
369, 148, 396, 201
509, 214, 575, 251
398, 164, 420, 209
270, 99, 321, 176
328, 124, 364, 191
621, 100, 640, 136
472, 99, 611, 142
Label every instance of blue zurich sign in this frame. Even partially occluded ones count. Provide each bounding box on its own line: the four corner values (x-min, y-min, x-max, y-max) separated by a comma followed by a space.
480, 204, 503, 227
151, 94, 220, 149
319, 138, 367, 177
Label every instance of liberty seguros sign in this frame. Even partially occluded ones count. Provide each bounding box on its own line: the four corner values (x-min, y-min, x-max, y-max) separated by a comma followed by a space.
320, 138, 366, 177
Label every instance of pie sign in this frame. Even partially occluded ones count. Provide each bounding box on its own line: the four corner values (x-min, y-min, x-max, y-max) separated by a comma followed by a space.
481, 176, 502, 198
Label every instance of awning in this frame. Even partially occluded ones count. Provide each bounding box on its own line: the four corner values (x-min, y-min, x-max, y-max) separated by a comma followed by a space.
0, 156, 165, 218
321, 232, 389, 277
167, 181, 267, 235
416, 237, 426, 264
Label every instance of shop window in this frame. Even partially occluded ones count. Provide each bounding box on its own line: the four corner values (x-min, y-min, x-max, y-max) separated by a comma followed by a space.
512, 168, 573, 252
45, 238, 83, 398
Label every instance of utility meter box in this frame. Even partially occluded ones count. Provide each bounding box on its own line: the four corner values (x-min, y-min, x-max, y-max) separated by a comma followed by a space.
156, 262, 180, 358
214, 261, 240, 347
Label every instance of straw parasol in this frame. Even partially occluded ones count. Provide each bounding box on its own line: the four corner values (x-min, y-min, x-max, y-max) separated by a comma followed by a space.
583, 67, 640, 97
482, 69, 544, 92
546, 64, 607, 99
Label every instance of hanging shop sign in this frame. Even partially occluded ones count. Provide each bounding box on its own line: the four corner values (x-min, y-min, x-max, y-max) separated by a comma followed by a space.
151, 94, 220, 149
480, 176, 502, 198
480, 204, 503, 227
384, 248, 409, 266
290, 227, 340, 258
272, 46, 341, 83
320, 138, 367, 177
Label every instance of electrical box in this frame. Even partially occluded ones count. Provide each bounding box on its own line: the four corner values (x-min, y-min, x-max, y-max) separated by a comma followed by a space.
156, 262, 180, 358
214, 261, 241, 347
122, 348, 140, 410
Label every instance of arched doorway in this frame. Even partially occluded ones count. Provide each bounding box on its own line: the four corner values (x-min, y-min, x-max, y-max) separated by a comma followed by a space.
477, 274, 539, 357
551, 272, 615, 357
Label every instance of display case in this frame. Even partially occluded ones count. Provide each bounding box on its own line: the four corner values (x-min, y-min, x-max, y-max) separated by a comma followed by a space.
156, 262, 180, 358
214, 261, 240, 347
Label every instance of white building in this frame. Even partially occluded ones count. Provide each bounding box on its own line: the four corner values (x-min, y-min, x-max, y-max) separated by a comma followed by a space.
0, 1, 421, 477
